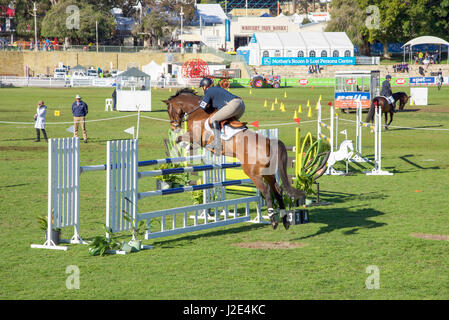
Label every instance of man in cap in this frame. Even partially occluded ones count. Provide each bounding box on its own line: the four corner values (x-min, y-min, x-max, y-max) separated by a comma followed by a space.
198, 77, 245, 155
381, 75, 396, 113
72, 94, 89, 143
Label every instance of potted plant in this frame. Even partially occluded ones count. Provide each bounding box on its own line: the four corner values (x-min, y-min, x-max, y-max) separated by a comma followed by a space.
37, 214, 61, 245
88, 225, 122, 256
122, 209, 148, 252
155, 163, 190, 190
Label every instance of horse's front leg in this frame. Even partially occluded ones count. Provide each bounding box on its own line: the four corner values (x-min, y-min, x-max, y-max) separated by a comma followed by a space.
386, 112, 393, 130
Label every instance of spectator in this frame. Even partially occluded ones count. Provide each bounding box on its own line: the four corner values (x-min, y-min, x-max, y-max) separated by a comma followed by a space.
72, 94, 89, 143
418, 51, 423, 64
419, 66, 425, 77
34, 100, 48, 142
112, 88, 117, 110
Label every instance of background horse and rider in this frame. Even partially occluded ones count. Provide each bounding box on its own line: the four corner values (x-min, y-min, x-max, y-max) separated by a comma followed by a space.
366, 92, 409, 129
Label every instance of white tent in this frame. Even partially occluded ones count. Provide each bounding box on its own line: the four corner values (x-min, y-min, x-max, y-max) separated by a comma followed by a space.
323, 32, 353, 57
142, 60, 164, 81
300, 32, 330, 57
254, 33, 283, 58
277, 32, 307, 57
402, 36, 449, 64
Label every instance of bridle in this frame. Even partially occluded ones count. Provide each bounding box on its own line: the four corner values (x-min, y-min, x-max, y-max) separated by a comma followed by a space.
167, 95, 202, 129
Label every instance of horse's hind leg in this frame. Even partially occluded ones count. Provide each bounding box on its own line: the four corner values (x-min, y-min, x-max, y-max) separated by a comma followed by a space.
265, 175, 290, 230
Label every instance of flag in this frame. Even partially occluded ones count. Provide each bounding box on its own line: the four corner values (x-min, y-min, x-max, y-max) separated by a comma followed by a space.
250, 121, 259, 129
124, 126, 135, 136
294, 118, 300, 127
66, 125, 74, 133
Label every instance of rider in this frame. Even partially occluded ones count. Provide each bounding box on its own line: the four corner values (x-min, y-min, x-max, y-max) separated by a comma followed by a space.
381, 74, 396, 113
198, 77, 245, 154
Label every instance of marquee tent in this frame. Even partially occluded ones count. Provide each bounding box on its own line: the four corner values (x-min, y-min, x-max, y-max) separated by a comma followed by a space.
142, 60, 164, 81
244, 32, 355, 65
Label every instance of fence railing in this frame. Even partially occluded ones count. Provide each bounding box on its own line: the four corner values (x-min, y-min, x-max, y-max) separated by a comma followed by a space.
356, 56, 381, 65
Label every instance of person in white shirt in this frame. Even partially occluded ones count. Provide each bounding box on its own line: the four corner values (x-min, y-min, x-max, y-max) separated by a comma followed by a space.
34, 100, 48, 142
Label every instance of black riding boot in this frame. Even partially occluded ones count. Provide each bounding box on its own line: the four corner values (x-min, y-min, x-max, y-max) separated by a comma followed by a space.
35, 129, 40, 142
206, 121, 222, 155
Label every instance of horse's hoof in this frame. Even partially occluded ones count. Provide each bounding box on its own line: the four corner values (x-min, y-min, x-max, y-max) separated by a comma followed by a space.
282, 215, 290, 230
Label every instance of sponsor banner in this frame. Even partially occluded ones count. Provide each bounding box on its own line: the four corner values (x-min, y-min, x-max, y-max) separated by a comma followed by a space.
298, 79, 309, 86
395, 78, 406, 85
334, 92, 371, 109
261, 57, 356, 66
410, 77, 435, 85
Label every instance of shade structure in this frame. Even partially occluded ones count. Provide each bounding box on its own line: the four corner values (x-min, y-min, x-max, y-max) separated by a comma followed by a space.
116, 67, 152, 112
402, 36, 449, 64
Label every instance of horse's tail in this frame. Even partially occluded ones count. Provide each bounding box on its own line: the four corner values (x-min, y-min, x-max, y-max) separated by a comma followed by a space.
365, 99, 377, 123
277, 140, 306, 204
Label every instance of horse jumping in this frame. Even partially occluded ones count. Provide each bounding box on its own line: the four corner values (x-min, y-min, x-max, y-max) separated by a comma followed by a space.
163, 88, 305, 230
366, 92, 409, 130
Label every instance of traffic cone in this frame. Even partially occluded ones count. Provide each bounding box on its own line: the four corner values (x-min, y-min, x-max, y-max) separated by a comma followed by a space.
281, 104, 286, 112
271, 103, 275, 111
319, 95, 322, 101
249, 89, 252, 95
294, 110, 298, 119
275, 97, 278, 104
307, 100, 310, 108
284, 91, 287, 98
308, 106, 312, 118
410, 97, 414, 106
264, 100, 267, 107
298, 104, 302, 113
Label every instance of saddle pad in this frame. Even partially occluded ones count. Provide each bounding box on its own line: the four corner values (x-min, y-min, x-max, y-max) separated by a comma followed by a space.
205, 120, 246, 141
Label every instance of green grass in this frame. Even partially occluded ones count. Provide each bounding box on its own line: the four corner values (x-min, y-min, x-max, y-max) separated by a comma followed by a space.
0, 85, 448, 300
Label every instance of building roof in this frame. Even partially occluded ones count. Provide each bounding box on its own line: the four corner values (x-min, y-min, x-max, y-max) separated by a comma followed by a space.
196, 4, 228, 24
118, 67, 150, 78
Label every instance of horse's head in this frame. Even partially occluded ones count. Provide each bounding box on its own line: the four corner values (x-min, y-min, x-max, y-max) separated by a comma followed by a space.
399, 93, 409, 110
163, 88, 201, 131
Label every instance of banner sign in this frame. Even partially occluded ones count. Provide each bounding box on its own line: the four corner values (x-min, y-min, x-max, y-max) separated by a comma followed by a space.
225, 19, 230, 42
410, 77, 435, 85
262, 57, 356, 66
334, 92, 371, 109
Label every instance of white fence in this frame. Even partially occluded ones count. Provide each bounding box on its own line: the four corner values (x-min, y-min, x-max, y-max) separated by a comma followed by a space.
0, 76, 188, 88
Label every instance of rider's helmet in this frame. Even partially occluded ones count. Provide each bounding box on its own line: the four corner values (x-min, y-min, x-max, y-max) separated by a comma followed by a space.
386, 74, 392, 80
199, 77, 213, 88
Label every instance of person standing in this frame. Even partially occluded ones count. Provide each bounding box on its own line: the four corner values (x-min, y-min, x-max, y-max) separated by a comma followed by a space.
34, 100, 48, 142
72, 94, 89, 143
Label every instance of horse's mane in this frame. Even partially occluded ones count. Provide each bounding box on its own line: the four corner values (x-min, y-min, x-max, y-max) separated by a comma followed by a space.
169, 88, 199, 100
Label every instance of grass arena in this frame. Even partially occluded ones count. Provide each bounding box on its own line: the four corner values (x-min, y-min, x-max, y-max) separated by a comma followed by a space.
1, 85, 448, 299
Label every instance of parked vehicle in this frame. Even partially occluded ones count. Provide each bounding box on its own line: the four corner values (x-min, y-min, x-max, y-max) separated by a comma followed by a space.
250, 74, 281, 88
53, 67, 68, 79
87, 68, 98, 77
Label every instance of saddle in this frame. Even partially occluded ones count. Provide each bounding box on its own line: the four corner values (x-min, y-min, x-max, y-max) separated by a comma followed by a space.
208, 117, 247, 130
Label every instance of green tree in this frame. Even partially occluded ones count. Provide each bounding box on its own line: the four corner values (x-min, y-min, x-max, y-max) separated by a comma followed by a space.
11, 0, 52, 38
40, 0, 116, 45
325, 0, 371, 55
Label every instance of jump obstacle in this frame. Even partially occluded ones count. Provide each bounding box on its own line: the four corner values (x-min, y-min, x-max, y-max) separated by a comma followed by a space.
317, 99, 392, 176
352, 101, 393, 176
31, 131, 281, 251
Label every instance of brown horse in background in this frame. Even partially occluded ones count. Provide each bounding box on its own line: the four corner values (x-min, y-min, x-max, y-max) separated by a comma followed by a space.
163, 88, 305, 230
366, 92, 409, 130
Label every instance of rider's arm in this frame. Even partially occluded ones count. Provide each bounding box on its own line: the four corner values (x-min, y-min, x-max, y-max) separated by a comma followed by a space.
199, 90, 212, 109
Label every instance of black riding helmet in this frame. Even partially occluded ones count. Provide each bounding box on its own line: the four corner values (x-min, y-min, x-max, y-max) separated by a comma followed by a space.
199, 77, 213, 88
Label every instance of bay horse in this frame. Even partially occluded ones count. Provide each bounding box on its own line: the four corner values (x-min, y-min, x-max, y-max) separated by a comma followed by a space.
163, 88, 305, 230
365, 92, 409, 130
